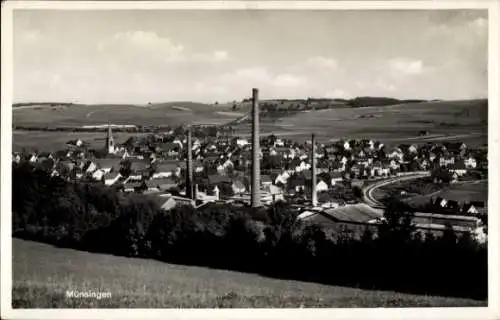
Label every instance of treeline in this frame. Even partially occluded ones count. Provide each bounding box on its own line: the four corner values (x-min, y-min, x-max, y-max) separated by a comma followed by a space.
12, 162, 487, 300
15, 125, 154, 133
13, 102, 75, 108
347, 97, 427, 108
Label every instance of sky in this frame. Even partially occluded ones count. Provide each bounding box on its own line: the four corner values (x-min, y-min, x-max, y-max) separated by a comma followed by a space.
13, 9, 488, 104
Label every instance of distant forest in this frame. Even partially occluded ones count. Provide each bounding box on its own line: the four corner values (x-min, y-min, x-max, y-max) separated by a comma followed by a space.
13, 102, 75, 108
13, 97, 429, 109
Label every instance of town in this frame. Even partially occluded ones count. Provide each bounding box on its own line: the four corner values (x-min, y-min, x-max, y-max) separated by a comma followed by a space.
12, 88, 488, 242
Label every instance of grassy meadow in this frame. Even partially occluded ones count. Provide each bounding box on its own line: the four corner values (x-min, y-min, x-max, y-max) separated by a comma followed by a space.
12, 239, 486, 308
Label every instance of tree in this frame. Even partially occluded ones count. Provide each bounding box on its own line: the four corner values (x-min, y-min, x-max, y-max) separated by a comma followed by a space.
380, 196, 415, 243
119, 159, 132, 177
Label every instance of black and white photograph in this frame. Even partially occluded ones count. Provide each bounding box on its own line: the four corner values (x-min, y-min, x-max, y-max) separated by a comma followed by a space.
1, 1, 499, 319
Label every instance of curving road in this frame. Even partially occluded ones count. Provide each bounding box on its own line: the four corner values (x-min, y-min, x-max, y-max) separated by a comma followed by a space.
362, 172, 431, 208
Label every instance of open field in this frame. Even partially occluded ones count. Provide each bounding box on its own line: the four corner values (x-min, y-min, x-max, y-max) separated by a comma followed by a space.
405, 180, 488, 208
13, 102, 242, 127
12, 131, 150, 152
233, 99, 487, 147
12, 239, 486, 308
372, 177, 444, 201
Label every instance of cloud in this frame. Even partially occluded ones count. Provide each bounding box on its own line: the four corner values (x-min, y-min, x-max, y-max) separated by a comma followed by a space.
375, 78, 397, 92
99, 30, 185, 63
99, 30, 230, 64
323, 89, 351, 99
213, 50, 229, 61
426, 15, 487, 47
386, 58, 426, 76
228, 67, 305, 87
306, 56, 338, 70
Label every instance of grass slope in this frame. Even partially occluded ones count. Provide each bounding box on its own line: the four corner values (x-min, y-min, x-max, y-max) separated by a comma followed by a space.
12, 239, 486, 308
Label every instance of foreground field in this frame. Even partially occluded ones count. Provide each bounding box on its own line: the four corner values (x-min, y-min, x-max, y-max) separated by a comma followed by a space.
234, 99, 487, 147
12, 239, 486, 308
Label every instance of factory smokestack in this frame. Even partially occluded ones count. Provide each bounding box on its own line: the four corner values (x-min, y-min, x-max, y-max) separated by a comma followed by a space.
311, 133, 318, 207
251, 88, 261, 208
186, 127, 194, 200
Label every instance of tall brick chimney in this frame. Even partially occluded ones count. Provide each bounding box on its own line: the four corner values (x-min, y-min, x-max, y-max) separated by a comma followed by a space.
251, 88, 261, 208
311, 133, 318, 207
186, 127, 194, 199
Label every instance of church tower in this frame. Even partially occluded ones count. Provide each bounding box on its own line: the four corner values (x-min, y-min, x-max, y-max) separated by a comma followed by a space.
106, 122, 115, 154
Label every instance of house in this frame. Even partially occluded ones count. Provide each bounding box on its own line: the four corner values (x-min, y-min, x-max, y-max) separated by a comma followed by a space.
288, 174, 307, 193
207, 174, 232, 187
83, 160, 97, 173
261, 175, 273, 188
145, 178, 178, 192
232, 179, 246, 194
330, 172, 343, 186
374, 141, 384, 150
194, 161, 204, 173
29, 153, 38, 163
103, 172, 122, 186
157, 194, 195, 211
12, 153, 21, 163
316, 180, 329, 192
67, 139, 84, 147
343, 140, 351, 150
462, 203, 479, 214
275, 170, 290, 185
439, 156, 455, 167
92, 169, 106, 181
96, 158, 121, 174
387, 148, 404, 162
274, 138, 285, 147
260, 190, 285, 204
298, 160, 311, 172
444, 142, 467, 154
236, 138, 249, 147
389, 159, 400, 170
464, 156, 477, 169
447, 200, 460, 211
449, 161, 467, 176
123, 181, 145, 193
470, 201, 485, 208
317, 192, 339, 208
129, 159, 151, 174
268, 184, 283, 196
151, 161, 178, 179
173, 138, 184, 149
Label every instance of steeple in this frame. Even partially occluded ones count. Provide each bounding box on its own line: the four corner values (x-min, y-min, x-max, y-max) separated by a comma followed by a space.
106, 122, 115, 154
